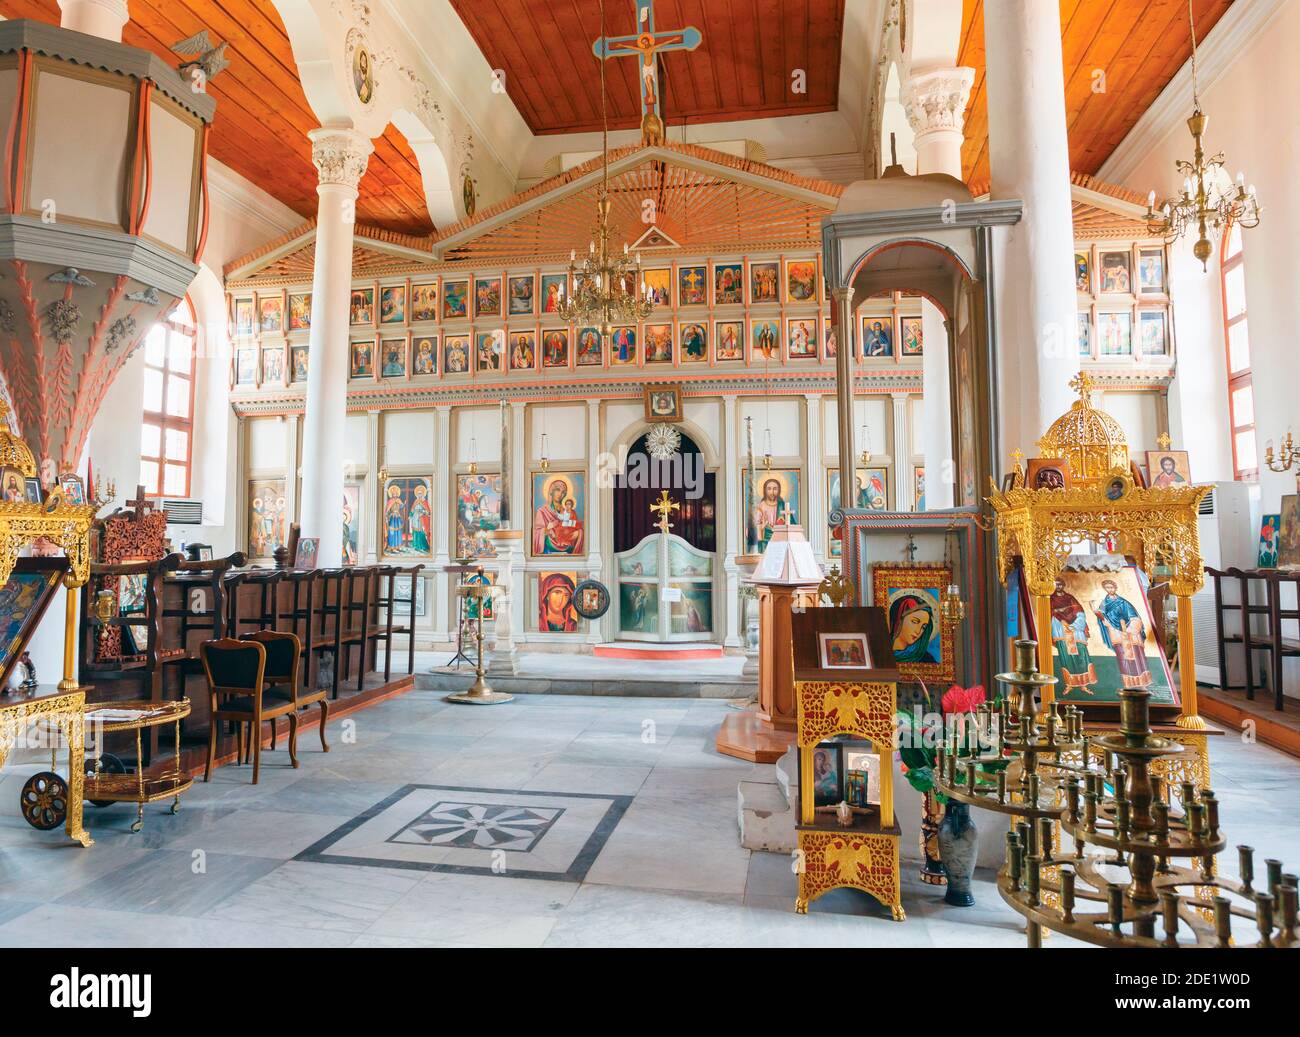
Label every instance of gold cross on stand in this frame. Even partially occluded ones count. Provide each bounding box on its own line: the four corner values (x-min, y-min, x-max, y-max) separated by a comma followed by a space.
1011, 448, 1025, 473
1157, 432, 1172, 450
649, 489, 680, 534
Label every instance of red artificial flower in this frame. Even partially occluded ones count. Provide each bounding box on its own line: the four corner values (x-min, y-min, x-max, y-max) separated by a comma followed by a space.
942, 684, 987, 715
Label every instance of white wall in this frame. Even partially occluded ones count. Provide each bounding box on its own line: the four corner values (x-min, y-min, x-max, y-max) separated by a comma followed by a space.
1115, 0, 1300, 513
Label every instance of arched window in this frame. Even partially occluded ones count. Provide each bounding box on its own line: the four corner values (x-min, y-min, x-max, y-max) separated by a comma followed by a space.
139, 297, 197, 497
1220, 224, 1256, 481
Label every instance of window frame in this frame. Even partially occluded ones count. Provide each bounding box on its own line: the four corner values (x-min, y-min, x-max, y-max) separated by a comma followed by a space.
1219, 225, 1257, 482
139, 296, 198, 499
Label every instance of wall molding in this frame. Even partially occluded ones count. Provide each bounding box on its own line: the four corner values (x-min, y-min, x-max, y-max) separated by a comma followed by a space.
207, 160, 303, 242
1099, 0, 1291, 184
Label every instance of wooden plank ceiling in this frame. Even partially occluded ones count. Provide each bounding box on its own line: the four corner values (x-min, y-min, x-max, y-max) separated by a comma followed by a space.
449, 0, 846, 135
958, 0, 1236, 187
0, 0, 434, 235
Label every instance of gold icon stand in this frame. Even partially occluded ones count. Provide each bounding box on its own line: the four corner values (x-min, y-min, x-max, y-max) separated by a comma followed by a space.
444, 583, 514, 705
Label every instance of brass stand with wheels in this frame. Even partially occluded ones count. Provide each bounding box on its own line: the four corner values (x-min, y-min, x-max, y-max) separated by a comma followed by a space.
83, 699, 193, 832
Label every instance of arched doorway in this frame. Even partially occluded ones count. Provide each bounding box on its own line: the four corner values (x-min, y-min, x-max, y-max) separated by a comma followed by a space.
612, 430, 717, 642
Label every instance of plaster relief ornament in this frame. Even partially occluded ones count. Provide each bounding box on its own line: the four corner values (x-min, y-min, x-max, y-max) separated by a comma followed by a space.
126, 287, 161, 306
106, 316, 138, 356
310, 130, 372, 190
646, 423, 681, 460
48, 268, 95, 288
44, 299, 81, 346
170, 30, 231, 83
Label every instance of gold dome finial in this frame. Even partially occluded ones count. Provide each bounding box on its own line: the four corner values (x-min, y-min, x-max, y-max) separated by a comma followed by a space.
0, 399, 36, 479
1036, 372, 1129, 488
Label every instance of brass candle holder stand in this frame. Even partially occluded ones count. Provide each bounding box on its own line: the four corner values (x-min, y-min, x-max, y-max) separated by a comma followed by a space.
938, 640, 1297, 949
444, 582, 514, 706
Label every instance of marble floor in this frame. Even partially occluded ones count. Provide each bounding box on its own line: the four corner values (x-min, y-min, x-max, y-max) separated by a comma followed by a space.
0, 690, 1296, 948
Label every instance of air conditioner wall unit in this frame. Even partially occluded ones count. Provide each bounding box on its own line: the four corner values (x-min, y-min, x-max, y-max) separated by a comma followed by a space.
162, 498, 204, 526
1192, 481, 1254, 688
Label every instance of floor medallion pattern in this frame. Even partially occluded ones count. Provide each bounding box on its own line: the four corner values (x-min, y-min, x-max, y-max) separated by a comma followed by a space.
297, 784, 632, 882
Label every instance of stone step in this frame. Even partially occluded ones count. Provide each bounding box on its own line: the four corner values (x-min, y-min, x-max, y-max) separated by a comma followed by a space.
737, 777, 795, 853
415, 669, 755, 699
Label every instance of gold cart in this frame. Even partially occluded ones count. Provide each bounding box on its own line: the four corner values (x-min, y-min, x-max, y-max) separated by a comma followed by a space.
84, 699, 193, 832
0, 404, 98, 847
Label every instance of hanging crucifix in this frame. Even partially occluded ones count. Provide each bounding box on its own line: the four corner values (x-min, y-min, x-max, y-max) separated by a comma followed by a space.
593, 0, 702, 145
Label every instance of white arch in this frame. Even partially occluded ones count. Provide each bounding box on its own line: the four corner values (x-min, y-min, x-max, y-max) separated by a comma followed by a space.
272, 0, 492, 226
610, 416, 722, 475
391, 107, 457, 228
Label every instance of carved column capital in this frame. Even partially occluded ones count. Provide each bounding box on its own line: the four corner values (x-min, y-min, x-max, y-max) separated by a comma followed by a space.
309, 127, 373, 191
902, 67, 976, 139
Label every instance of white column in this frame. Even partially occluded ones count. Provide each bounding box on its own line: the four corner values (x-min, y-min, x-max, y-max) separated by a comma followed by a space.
433, 404, 452, 644
722, 394, 742, 648
984, 0, 1079, 456
889, 392, 911, 509
921, 303, 955, 509
508, 402, 526, 643
585, 399, 606, 646
804, 394, 825, 557
902, 67, 975, 181
284, 415, 300, 536
299, 127, 372, 567
363, 410, 380, 564
58, 0, 128, 41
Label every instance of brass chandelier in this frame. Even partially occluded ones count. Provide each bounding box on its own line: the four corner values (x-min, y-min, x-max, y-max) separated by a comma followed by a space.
1145, 0, 1260, 270
557, 0, 654, 334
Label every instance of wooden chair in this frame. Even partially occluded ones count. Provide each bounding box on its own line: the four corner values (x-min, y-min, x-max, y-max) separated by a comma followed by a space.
277, 569, 321, 691
244, 629, 330, 758
369, 564, 423, 681
199, 637, 299, 784
1262, 571, 1300, 711
341, 567, 373, 693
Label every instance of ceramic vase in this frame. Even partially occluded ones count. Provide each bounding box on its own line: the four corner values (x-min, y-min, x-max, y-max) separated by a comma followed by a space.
938, 800, 978, 906
919, 790, 946, 884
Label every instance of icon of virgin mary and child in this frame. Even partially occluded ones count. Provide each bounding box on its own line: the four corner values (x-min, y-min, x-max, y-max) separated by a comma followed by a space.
532, 478, 584, 555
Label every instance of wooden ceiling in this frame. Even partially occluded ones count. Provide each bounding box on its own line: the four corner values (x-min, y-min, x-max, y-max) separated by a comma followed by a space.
958, 0, 1237, 186
448, 0, 846, 135
435, 143, 841, 265
0, 0, 434, 235
2, 0, 1240, 242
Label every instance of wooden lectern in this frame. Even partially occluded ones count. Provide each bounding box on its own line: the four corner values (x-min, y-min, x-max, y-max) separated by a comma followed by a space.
715, 521, 823, 763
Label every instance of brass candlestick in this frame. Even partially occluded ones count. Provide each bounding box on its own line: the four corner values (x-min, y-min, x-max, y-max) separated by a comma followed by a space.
444, 583, 514, 705
970, 661, 1298, 949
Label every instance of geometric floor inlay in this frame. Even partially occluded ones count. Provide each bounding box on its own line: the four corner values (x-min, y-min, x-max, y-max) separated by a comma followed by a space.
296, 784, 633, 883
389, 802, 564, 853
